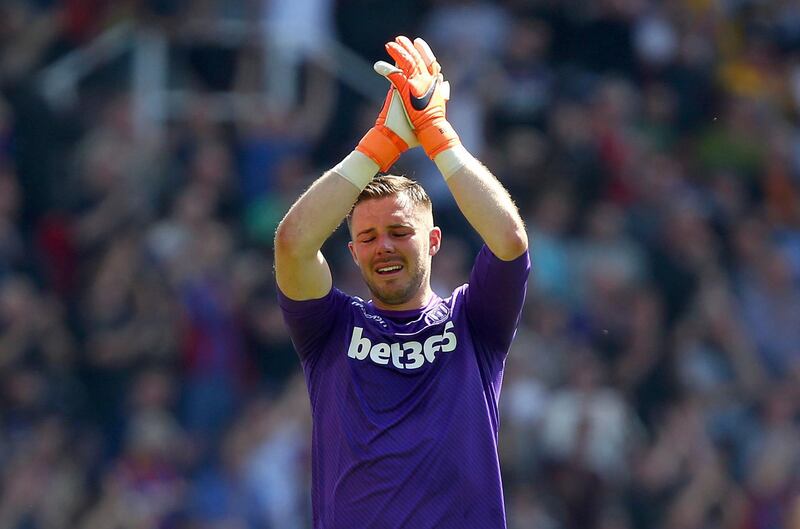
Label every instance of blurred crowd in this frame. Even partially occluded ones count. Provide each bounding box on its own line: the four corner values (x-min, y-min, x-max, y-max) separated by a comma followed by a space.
1, 0, 800, 528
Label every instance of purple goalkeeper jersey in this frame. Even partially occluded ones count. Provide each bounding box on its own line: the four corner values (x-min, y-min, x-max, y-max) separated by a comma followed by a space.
278, 245, 530, 529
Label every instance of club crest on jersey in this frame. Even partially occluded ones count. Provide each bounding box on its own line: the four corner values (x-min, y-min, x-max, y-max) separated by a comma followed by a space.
424, 302, 451, 325
347, 322, 457, 370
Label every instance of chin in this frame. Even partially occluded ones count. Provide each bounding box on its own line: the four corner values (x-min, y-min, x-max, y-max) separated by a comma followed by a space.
365, 267, 426, 306
368, 281, 413, 305
373, 289, 412, 306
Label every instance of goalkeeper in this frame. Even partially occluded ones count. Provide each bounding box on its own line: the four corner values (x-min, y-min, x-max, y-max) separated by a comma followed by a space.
274, 35, 529, 529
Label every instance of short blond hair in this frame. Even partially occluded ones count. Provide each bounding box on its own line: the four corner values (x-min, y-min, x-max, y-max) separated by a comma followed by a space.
346, 175, 432, 230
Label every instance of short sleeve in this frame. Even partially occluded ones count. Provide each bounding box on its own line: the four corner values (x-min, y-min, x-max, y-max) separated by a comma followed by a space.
278, 287, 350, 362
464, 245, 531, 353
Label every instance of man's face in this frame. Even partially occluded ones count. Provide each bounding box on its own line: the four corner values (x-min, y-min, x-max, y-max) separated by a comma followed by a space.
348, 195, 441, 309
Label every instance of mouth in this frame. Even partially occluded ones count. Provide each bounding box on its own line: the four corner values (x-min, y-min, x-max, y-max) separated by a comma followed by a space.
374, 263, 404, 276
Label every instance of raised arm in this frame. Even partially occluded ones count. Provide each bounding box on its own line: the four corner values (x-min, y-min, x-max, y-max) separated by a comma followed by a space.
274, 168, 363, 301
274, 88, 419, 300
376, 36, 528, 261
437, 150, 528, 260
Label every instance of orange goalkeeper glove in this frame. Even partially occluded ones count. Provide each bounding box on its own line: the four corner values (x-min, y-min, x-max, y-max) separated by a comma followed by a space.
355, 87, 419, 172
374, 36, 461, 159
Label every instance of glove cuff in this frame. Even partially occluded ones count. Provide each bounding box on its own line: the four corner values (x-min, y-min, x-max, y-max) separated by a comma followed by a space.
356, 125, 409, 172
417, 120, 461, 159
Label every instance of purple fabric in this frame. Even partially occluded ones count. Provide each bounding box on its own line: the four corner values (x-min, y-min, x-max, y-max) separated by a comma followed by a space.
278, 245, 530, 529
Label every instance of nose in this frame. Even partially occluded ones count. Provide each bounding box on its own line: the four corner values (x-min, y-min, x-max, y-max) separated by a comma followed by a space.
376, 234, 396, 254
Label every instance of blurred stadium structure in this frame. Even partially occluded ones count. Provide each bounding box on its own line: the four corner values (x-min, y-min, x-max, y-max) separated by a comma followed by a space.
1, 0, 800, 528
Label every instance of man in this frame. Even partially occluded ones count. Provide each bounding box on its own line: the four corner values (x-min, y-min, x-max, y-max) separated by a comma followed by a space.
274, 35, 529, 528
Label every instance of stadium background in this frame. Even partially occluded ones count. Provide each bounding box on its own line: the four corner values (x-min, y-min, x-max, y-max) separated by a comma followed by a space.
1, 0, 799, 527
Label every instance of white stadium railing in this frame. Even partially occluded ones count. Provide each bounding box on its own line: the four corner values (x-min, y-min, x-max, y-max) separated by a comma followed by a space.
37, 19, 383, 139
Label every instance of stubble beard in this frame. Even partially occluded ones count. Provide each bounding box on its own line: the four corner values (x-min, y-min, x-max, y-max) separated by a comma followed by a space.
364, 258, 428, 307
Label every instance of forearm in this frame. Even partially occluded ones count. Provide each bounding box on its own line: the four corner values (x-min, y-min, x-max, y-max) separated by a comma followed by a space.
275, 84, 416, 256
437, 146, 528, 261
275, 153, 378, 257
373, 36, 527, 260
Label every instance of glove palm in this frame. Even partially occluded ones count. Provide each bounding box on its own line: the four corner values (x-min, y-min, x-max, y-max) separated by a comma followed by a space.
374, 36, 460, 158
355, 87, 419, 172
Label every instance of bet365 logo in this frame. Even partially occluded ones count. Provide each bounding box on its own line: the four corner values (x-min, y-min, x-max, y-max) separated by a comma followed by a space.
347, 322, 457, 370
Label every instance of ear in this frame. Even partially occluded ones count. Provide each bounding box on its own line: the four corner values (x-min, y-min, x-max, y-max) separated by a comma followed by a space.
347, 241, 359, 265
429, 227, 442, 256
